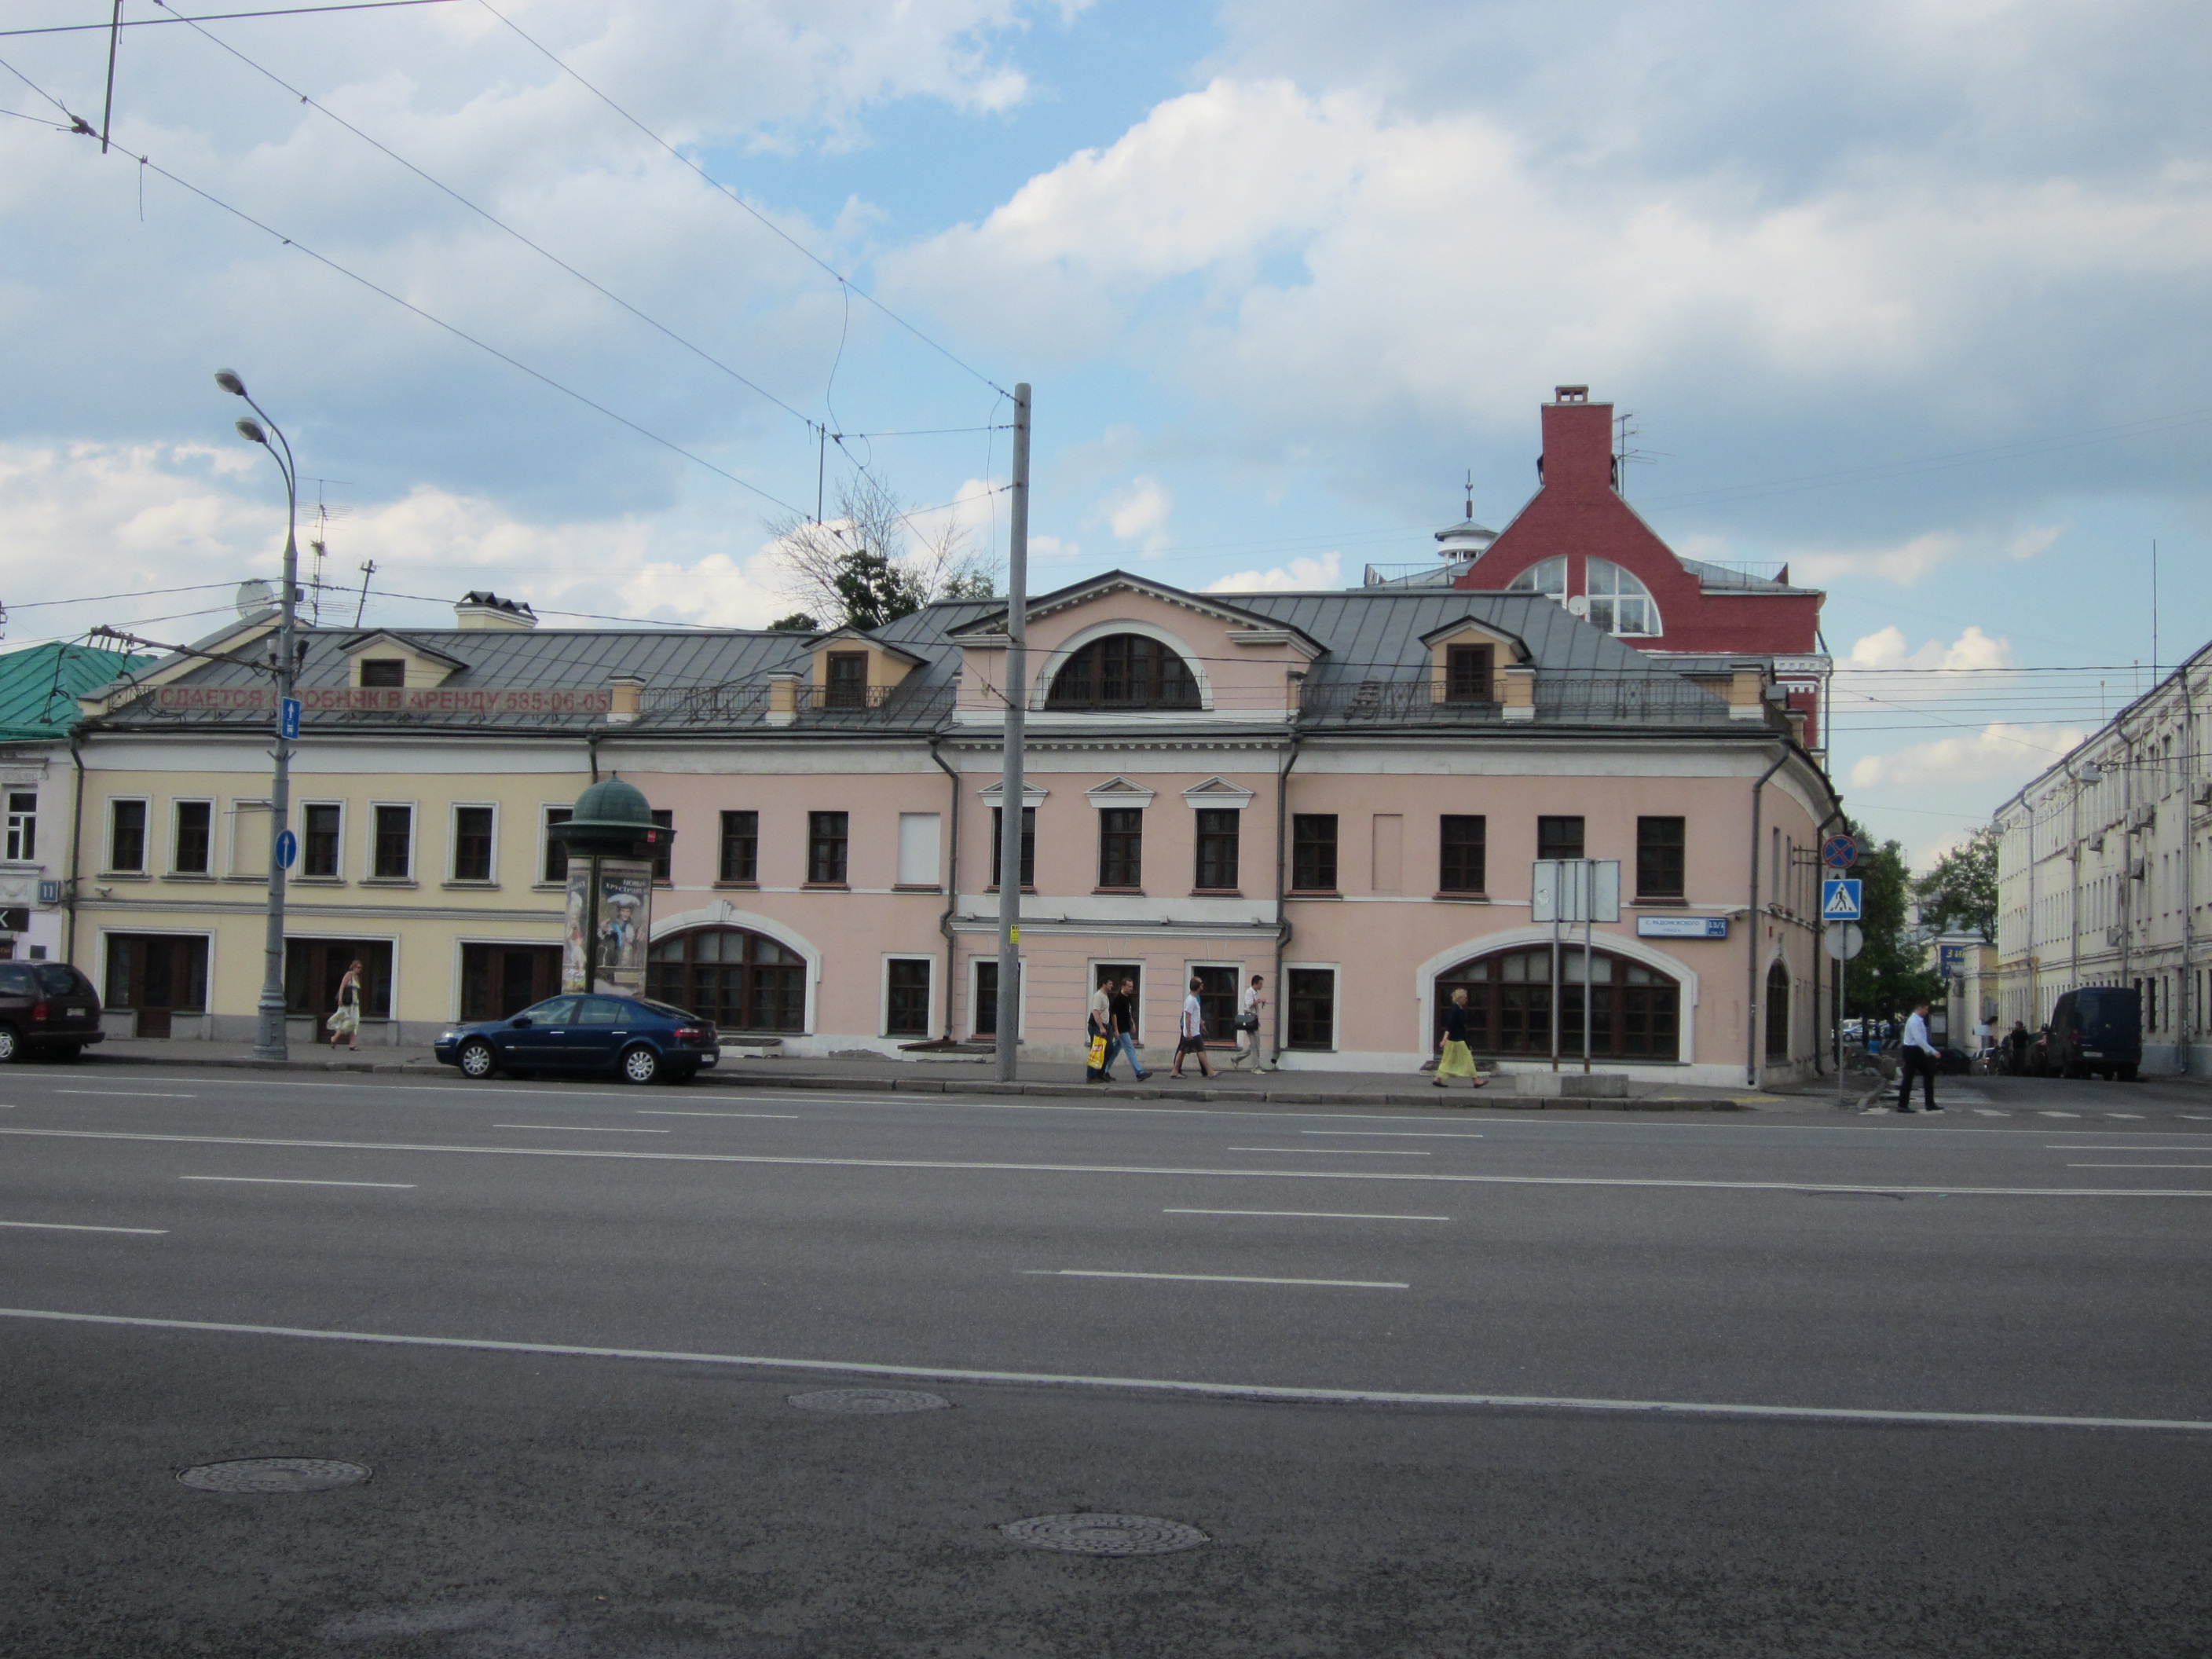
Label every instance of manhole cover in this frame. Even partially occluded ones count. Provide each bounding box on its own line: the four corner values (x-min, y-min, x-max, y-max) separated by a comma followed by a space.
1001, 1514, 1209, 1555
787, 1388, 951, 1415
1802, 1190, 1906, 1202
177, 1458, 371, 1493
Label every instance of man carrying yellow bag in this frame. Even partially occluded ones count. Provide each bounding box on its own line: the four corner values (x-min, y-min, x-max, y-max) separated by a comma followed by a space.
1086, 976, 1116, 1082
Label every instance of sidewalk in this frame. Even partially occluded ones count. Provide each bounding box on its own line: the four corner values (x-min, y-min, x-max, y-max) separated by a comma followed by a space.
69, 1038, 1789, 1111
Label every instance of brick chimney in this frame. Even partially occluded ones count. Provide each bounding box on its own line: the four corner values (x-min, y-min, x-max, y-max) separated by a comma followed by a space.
1540, 385, 1615, 495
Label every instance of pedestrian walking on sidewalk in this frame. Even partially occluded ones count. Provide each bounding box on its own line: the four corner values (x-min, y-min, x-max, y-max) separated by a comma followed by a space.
1434, 987, 1486, 1090
1172, 976, 1214, 1079
1108, 976, 1148, 1081
1895, 1000, 1943, 1112
1086, 974, 1116, 1082
1229, 973, 1265, 1069
327, 958, 364, 1053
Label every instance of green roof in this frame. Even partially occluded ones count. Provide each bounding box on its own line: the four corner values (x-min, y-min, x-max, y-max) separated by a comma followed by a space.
0, 643, 158, 742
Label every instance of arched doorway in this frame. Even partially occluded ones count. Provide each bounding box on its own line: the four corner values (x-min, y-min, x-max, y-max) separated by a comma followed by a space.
1434, 944, 1680, 1060
1765, 960, 1791, 1062
646, 926, 806, 1031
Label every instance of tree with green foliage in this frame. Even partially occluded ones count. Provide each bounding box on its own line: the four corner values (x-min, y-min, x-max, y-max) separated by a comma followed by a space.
1842, 827, 1944, 1024
1914, 826, 1998, 942
768, 471, 995, 632
766, 612, 819, 633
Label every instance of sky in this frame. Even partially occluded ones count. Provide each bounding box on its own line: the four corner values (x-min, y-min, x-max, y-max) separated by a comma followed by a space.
2, 0, 2209, 867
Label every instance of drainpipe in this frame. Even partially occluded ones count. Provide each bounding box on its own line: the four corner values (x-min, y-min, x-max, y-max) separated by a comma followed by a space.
587, 731, 602, 782
930, 736, 961, 1042
65, 725, 88, 967
1270, 721, 1304, 1069
2184, 666, 2197, 1074
1809, 802, 1846, 1075
1746, 746, 1790, 1087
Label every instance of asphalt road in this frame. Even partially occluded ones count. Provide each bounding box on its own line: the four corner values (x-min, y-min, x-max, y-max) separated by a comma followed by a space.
4, 1064, 2209, 1657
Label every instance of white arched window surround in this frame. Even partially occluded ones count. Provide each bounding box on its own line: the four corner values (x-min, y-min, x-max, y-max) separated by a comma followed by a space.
1585, 557, 1661, 636
1412, 925, 1700, 1065
1506, 556, 1567, 602
1028, 619, 1214, 712
650, 903, 822, 1031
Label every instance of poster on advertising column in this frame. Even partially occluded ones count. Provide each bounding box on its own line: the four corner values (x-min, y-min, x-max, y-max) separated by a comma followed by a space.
562, 856, 654, 995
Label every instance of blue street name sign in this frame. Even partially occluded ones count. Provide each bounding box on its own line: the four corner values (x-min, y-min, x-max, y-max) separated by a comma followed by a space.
1821, 833, 1859, 870
280, 697, 302, 741
1822, 878, 1863, 921
274, 828, 298, 870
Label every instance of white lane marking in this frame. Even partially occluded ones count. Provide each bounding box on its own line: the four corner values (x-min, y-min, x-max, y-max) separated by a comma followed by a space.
2040, 1111, 2083, 1118
1164, 1208, 1449, 1221
0, 1220, 167, 1234
635, 1111, 800, 1120
2184, 1115, 2212, 1121
2046, 1145, 2211, 1151
1974, 1109, 2009, 1116
6, 1306, 2207, 1434
492, 1124, 670, 1133
1023, 1269, 1408, 1290
3, 1128, 2207, 1197
1227, 1147, 1430, 1156
57, 1090, 198, 1099
179, 1176, 416, 1188
2069, 1163, 2212, 1169
2104, 1113, 2146, 1119
1300, 1130, 1486, 1140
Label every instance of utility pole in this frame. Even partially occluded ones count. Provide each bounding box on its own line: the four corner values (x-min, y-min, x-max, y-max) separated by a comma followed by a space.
994, 383, 1031, 1081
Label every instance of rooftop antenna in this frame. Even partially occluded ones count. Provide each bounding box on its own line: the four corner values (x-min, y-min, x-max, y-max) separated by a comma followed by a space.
353, 559, 377, 629
2152, 539, 2160, 685
1463, 468, 1474, 522
1612, 410, 1669, 500
300, 478, 351, 628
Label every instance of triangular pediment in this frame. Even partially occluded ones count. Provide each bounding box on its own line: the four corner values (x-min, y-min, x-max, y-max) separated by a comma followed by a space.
1085, 775, 1159, 807
950, 570, 1324, 656
1418, 615, 1528, 661
1181, 775, 1255, 808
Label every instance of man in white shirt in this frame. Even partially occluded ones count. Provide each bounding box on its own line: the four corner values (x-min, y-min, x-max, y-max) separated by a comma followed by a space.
1087, 976, 1116, 1082
1229, 973, 1265, 1069
1172, 976, 1214, 1079
1895, 1000, 1943, 1113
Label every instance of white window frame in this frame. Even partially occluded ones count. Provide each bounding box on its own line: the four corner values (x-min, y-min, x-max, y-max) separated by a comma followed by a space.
1282, 960, 1341, 1052
895, 812, 942, 891
1183, 958, 1248, 1045
969, 954, 1026, 1041
364, 800, 418, 883
881, 953, 937, 1038
3, 789, 38, 864
225, 797, 274, 880
104, 795, 151, 876
169, 797, 217, 876
538, 804, 574, 888
297, 799, 346, 882
449, 800, 500, 885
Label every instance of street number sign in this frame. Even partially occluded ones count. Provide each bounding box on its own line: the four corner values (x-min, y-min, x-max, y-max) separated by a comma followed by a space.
1822, 922, 1865, 961
274, 828, 298, 870
1820, 833, 1859, 870
280, 697, 302, 740
1821, 878, 1863, 921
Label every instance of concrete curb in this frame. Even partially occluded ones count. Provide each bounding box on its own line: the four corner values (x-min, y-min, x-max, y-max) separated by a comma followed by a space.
70, 1049, 1756, 1110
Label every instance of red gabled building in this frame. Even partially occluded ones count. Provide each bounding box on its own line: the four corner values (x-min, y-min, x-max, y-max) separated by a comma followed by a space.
1436, 386, 1829, 749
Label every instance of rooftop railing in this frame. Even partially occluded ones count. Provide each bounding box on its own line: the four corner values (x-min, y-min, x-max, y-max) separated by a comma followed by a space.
1361, 561, 1476, 588
1690, 559, 1792, 588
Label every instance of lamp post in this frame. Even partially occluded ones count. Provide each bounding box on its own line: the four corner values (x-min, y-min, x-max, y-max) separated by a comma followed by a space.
215, 368, 299, 1061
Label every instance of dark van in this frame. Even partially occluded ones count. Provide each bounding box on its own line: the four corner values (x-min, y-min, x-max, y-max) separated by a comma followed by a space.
2047, 986, 2141, 1081
0, 960, 105, 1061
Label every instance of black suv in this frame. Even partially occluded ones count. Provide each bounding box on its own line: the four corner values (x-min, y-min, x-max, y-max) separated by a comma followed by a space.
0, 961, 105, 1061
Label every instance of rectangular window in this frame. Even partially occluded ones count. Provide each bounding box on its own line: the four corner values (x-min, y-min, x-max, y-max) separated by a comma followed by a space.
452, 806, 495, 882
808, 811, 849, 885
971, 958, 1022, 1038
302, 804, 341, 878
1097, 808, 1144, 889
4, 791, 35, 862
173, 801, 213, 875
460, 943, 562, 1022
359, 657, 405, 687
826, 651, 869, 709
284, 938, 394, 1020
885, 958, 932, 1037
1291, 815, 1339, 892
650, 808, 674, 883
896, 812, 940, 888
542, 808, 571, 883
719, 811, 759, 884
1287, 968, 1336, 1050
1195, 809, 1240, 891
1637, 816, 1685, 899
1538, 815, 1585, 862
991, 807, 1036, 889
1445, 644, 1493, 702
372, 804, 413, 879
1440, 815, 1486, 894
108, 800, 147, 873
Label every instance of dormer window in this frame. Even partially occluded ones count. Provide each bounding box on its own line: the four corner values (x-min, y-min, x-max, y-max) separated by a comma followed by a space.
360, 658, 405, 687
825, 651, 868, 709
1445, 645, 1493, 703
1046, 634, 1199, 712
1586, 558, 1658, 636
1507, 557, 1567, 603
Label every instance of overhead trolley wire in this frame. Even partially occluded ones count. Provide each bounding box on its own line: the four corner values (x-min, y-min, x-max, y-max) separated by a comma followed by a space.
0, 1, 456, 38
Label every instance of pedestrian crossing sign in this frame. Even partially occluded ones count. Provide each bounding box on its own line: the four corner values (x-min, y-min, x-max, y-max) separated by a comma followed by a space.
1821, 878, 1863, 921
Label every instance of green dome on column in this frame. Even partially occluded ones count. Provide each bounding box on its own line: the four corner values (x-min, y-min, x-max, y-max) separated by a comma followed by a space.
551, 773, 671, 859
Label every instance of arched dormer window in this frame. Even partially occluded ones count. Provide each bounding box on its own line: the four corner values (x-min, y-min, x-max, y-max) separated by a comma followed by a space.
1045, 634, 1200, 711
1586, 558, 1658, 636
1506, 556, 1566, 603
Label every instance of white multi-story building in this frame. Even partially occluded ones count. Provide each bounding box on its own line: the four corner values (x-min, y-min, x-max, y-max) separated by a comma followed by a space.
1993, 645, 2212, 1072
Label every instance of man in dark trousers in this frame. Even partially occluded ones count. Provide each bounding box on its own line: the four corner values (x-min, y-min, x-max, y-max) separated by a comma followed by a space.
1895, 999, 1943, 1113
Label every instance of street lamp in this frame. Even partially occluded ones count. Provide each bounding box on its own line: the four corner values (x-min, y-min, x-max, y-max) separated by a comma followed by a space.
215, 368, 300, 1061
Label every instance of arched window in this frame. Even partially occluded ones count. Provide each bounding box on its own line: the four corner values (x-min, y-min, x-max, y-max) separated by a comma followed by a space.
1764, 959, 1791, 1060
646, 926, 806, 1032
1506, 556, 1567, 602
1045, 634, 1200, 711
1434, 945, 1679, 1060
1586, 557, 1659, 635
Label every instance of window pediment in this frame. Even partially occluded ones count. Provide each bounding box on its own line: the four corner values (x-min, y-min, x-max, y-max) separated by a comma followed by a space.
1085, 776, 1157, 808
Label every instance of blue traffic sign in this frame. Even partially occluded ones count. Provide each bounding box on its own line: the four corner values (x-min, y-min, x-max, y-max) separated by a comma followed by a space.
280, 697, 302, 741
1821, 878, 1863, 921
1821, 833, 1859, 870
274, 828, 298, 870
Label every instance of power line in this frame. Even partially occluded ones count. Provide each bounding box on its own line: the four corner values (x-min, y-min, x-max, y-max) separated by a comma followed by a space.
472, 0, 1009, 400
0, 1, 456, 38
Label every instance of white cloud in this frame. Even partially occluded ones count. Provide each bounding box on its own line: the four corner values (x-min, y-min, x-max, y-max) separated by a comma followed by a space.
1205, 551, 1342, 592
1102, 475, 1173, 553
1848, 721, 2082, 791
1841, 624, 2013, 674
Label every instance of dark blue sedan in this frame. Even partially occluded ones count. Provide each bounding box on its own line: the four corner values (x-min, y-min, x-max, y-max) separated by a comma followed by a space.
434, 994, 720, 1084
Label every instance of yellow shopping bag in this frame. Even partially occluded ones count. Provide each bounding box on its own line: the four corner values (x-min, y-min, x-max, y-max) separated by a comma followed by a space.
1087, 1035, 1109, 1070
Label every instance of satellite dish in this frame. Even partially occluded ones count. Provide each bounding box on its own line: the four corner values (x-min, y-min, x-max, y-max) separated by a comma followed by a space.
1565, 595, 1591, 618
236, 579, 274, 617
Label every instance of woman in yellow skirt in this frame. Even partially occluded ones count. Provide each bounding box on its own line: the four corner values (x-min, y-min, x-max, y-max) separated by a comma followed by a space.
1434, 987, 1485, 1089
